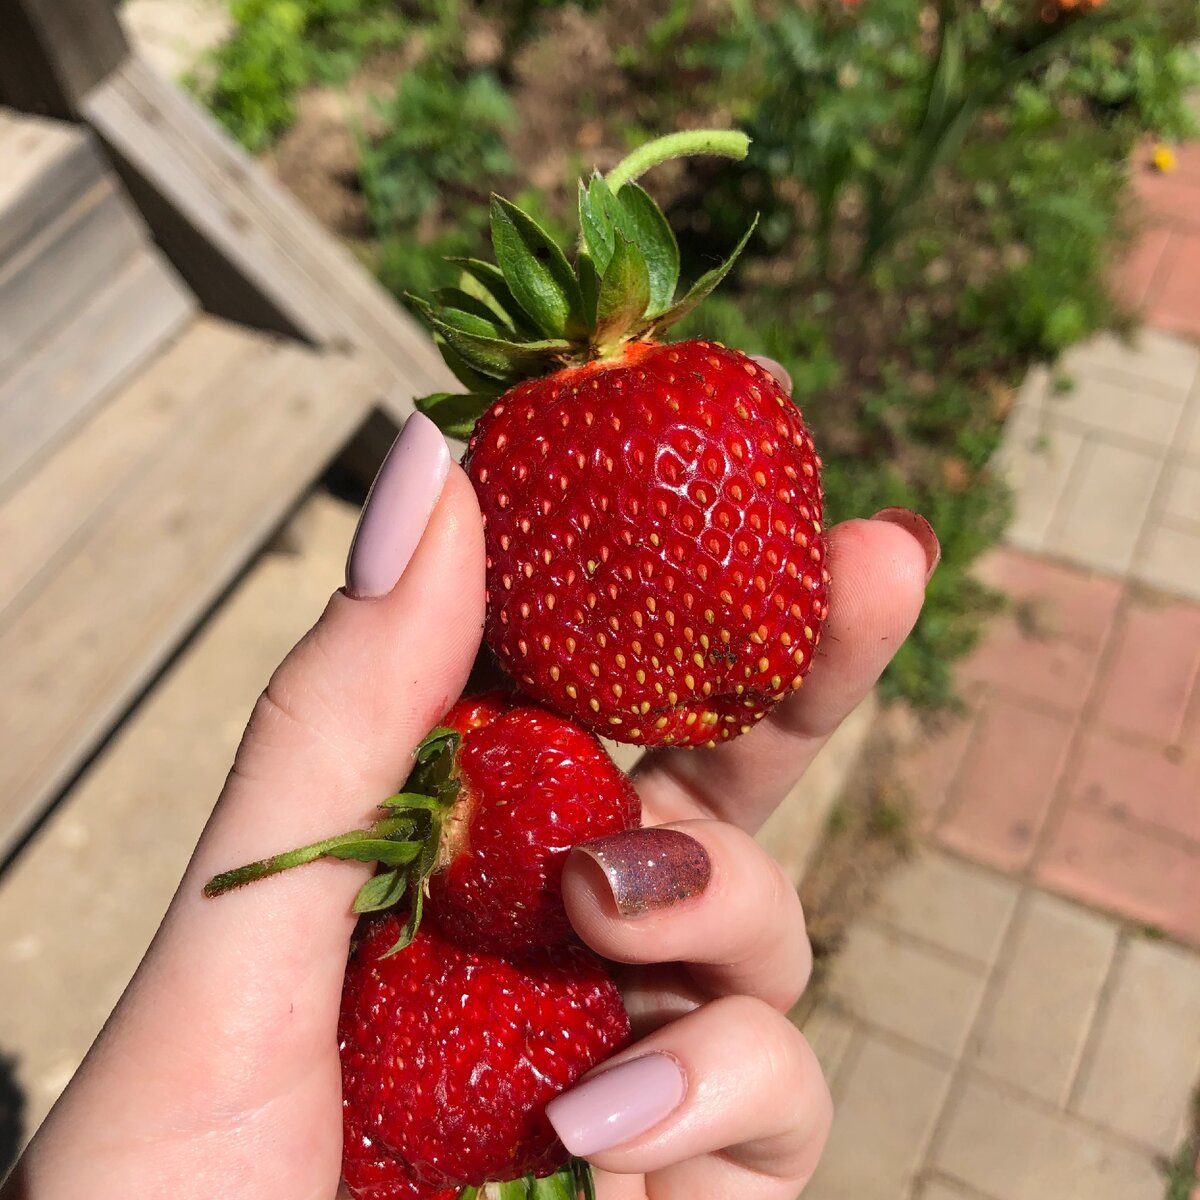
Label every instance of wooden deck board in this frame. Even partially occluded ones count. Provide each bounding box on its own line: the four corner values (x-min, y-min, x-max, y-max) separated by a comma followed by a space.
0, 318, 382, 856
0, 176, 149, 378
0, 249, 197, 495
82, 59, 453, 416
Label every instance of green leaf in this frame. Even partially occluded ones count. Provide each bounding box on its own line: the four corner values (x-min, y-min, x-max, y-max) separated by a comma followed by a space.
490, 196, 585, 339
381, 881, 424, 957
325, 838, 423, 867
617, 183, 680, 315
433, 336, 506, 396
573, 1159, 597, 1200
579, 178, 615, 273
457, 1188, 479, 1200
414, 392, 494, 440
654, 215, 759, 330
434, 288, 517, 336
433, 304, 509, 340
378, 790, 445, 813
577, 252, 600, 328
496, 1181, 530, 1200
447, 257, 541, 336
352, 867, 410, 913
411, 296, 572, 381
530, 1170, 574, 1200
595, 234, 651, 349
415, 726, 460, 763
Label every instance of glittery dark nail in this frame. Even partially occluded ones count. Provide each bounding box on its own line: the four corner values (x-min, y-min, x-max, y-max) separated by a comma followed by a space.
576, 827, 711, 917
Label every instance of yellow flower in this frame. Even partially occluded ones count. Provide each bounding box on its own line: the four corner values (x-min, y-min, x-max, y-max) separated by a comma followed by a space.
1153, 144, 1178, 174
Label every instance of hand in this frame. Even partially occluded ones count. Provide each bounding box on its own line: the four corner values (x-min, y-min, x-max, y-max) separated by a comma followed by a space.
1, 411, 934, 1200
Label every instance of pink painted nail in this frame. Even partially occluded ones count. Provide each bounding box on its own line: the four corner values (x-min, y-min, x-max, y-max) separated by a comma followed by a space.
345, 413, 451, 598
870, 506, 941, 583
751, 354, 792, 393
546, 1053, 687, 1156
575, 827, 711, 917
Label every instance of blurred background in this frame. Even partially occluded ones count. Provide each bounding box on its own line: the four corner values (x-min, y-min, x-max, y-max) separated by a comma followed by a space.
1, 0, 1198, 1196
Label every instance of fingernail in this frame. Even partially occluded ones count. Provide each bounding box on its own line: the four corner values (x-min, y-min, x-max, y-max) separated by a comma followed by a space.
546, 1053, 687, 1156
751, 354, 792, 393
575, 827, 711, 918
870, 507, 941, 583
345, 413, 451, 598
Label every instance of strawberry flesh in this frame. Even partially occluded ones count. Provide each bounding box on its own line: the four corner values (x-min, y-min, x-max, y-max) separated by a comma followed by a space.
466, 339, 830, 746
429, 694, 641, 953
339, 912, 629, 1194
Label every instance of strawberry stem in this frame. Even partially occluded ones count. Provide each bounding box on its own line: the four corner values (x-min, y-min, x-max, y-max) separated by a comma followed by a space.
202, 822, 423, 895
604, 130, 750, 191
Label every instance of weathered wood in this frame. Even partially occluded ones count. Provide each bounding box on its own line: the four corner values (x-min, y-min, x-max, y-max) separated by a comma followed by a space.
0, 110, 108, 264
0, 318, 258, 618
0, 176, 149, 378
0, 317, 383, 857
0, 248, 196, 495
0, 0, 127, 118
82, 58, 453, 419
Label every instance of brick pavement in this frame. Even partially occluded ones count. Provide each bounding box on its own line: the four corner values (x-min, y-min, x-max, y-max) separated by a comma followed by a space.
803, 138, 1200, 1198
1117, 142, 1200, 342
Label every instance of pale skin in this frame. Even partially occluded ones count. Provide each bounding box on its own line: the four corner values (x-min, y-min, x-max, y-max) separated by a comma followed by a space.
1, 466, 931, 1200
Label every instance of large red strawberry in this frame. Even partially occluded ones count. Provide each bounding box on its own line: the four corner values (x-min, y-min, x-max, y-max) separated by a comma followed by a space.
410, 131, 829, 747
340, 911, 629, 1197
204, 693, 640, 954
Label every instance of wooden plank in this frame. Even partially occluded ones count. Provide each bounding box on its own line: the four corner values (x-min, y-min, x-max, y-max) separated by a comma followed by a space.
0, 318, 257, 620
0, 177, 148, 378
0, 107, 87, 212
0, 120, 108, 265
82, 59, 453, 418
0, 0, 127, 118
0, 326, 381, 856
0, 249, 196, 495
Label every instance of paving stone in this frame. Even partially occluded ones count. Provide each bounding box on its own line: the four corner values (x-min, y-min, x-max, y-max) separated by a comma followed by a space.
1072, 936, 1200, 1152
918, 1182, 985, 1200
1045, 440, 1163, 576
1134, 523, 1200, 602
1059, 328, 1200, 394
1095, 598, 1200, 743
1178, 385, 1200, 461
1037, 807, 1200, 946
961, 550, 1120, 713
958, 608, 1107, 715
1163, 461, 1200, 525
869, 852, 1018, 967
935, 1076, 1165, 1200
1041, 372, 1184, 448
937, 697, 1074, 872
895, 710, 978, 831
1069, 728, 1200, 845
1113, 226, 1173, 309
802, 1004, 858, 1090
995, 413, 1084, 552
973, 549, 1124, 646
973, 893, 1117, 1105
805, 1035, 951, 1200
1151, 233, 1200, 341
1134, 170, 1200, 236
823, 922, 986, 1058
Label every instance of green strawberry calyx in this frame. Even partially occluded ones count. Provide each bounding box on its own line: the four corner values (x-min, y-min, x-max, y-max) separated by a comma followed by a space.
202, 726, 463, 956
465, 1157, 596, 1200
409, 129, 758, 439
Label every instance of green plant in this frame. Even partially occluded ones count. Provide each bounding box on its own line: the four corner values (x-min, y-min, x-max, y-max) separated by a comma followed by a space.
190, 0, 406, 151
359, 67, 517, 234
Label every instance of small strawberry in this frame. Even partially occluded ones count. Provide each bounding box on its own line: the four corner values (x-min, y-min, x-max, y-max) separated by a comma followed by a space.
204, 693, 640, 954
340, 911, 629, 1197
410, 131, 829, 748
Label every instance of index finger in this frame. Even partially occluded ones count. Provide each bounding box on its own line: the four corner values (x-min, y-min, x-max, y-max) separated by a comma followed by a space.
634, 512, 934, 831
